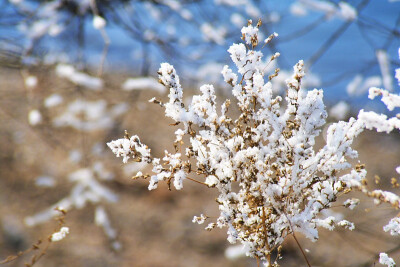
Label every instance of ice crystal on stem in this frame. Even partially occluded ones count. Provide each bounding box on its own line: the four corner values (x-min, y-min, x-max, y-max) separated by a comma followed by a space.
108, 21, 399, 266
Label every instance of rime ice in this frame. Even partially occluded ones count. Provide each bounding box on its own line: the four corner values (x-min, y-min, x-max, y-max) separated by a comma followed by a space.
108, 22, 400, 265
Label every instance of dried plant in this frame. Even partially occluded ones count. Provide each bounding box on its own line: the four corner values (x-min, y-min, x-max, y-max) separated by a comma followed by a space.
108, 21, 400, 266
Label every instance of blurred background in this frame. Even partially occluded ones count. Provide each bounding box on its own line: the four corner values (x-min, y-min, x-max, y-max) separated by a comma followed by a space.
1, 0, 400, 266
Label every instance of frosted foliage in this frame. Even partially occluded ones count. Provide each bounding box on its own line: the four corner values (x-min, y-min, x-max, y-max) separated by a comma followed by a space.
369, 87, 400, 111
384, 217, 400, 236
337, 220, 354, 230
379, 253, 396, 267
358, 47, 400, 264
193, 214, 207, 224
358, 51, 400, 132
241, 25, 259, 46
343, 198, 360, 210
108, 23, 374, 264
358, 84, 400, 133
107, 135, 151, 164
358, 110, 395, 133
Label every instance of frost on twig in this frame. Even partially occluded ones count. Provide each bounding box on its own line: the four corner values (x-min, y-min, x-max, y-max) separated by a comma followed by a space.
107, 132, 152, 164
357, 47, 400, 266
107, 21, 399, 265
358, 49, 400, 133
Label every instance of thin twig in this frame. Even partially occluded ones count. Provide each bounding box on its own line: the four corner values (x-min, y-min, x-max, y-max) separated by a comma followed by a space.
291, 232, 311, 267
186, 176, 209, 187
282, 212, 312, 267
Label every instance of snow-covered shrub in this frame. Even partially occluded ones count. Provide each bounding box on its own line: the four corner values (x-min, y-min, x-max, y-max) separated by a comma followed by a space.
108, 21, 400, 266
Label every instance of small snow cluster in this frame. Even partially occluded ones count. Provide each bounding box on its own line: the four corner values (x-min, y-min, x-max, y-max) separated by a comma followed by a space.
379, 253, 396, 267
28, 109, 42, 126
343, 198, 360, 210
108, 21, 371, 264
24, 75, 38, 88
93, 15, 106, 30
384, 217, 400, 236
51, 227, 69, 242
107, 134, 152, 164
